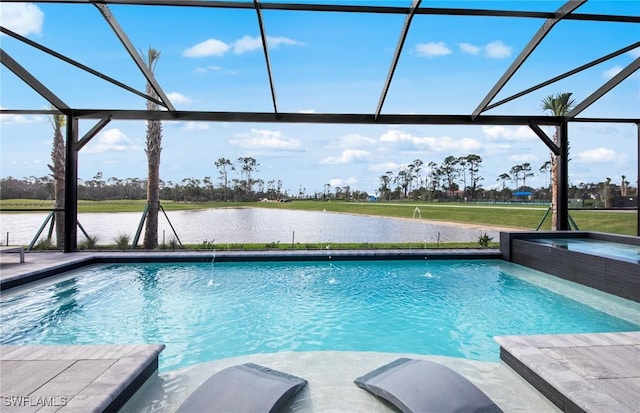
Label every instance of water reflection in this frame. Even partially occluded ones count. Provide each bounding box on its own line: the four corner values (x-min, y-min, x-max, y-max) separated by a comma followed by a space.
0, 208, 500, 245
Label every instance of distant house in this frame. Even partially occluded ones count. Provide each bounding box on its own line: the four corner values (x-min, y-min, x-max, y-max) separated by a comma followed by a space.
513, 191, 532, 199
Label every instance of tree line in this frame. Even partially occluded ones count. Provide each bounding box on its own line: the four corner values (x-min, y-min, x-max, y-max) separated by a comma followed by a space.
1, 159, 634, 207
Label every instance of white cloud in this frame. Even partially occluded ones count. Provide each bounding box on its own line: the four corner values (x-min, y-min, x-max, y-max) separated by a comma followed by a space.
233, 35, 303, 54
379, 130, 413, 143
485, 40, 512, 59
84, 129, 140, 154
0, 110, 43, 124
185, 35, 302, 57
415, 42, 451, 57
328, 177, 358, 187
574, 147, 617, 163
379, 130, 482, 152
459, 42, 481, 55
268, 36, 304, 48
328, 178, 343, 187
185, 35, 301, 57
233, 35, 262, 54
298, 109, 316, 113
183, 39, 230, 57
328, 133, 376, 149
319, 149, 369, 165
369, 162, 400, 172
230, 129, 301, 150
602, 65, 622, 79
629, 47, 640, 58
195, 65, 221, 73
0, 3, 44, 36
167, 92, 192, 105
181, 122, 209, 131
507, 153, 538, 163
482, 125, 535, 141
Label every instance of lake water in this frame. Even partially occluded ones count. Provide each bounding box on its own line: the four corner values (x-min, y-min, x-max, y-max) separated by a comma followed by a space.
0, 207, 500, 246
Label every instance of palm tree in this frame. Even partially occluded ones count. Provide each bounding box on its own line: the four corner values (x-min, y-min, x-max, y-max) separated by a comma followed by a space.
541, 92, 575, 230
539, 160, 551, 188
48, 110, 65, 248
143, 48, 163, 249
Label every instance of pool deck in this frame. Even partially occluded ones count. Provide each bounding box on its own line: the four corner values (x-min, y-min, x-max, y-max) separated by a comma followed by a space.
0, 344, 164, 413
1, 251, 639, 412
496, 332, 640, 413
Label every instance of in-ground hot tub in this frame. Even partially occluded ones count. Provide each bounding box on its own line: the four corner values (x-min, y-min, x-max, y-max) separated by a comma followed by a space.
501, 231, 640, 302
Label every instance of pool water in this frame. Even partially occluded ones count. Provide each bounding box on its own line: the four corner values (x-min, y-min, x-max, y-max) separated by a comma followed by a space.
531, 238, 640, 264
1, 260, 637, 371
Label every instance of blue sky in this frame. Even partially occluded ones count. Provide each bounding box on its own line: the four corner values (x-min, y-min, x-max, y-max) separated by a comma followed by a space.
1, 0, 638, 196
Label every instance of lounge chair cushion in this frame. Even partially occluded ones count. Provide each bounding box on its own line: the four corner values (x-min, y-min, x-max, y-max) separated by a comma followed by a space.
176, 363, 307, 413
354, 358, 502, 413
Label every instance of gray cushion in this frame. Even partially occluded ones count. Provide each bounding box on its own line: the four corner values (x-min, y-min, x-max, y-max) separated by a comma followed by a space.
176, 363, 307, 413
354, 358, 502, 413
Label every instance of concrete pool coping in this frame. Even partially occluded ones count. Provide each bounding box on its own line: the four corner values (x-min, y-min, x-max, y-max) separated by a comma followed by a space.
1, 250, 638, 412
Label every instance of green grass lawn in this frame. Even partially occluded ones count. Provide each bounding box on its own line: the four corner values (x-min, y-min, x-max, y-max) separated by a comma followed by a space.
1, 198, 636, 236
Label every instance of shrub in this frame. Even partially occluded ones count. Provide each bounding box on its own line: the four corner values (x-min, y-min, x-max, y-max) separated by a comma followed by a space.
114, 233, 130, 250
477, 232, 494, 248
168, 237, 181, 249
33, 238, 53, 250
199, 239, 216, 249
79, 235, 98, 250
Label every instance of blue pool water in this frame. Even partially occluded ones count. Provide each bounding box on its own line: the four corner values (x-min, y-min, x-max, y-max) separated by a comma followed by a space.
530, 238, 640, 264
1, 260, 637, 371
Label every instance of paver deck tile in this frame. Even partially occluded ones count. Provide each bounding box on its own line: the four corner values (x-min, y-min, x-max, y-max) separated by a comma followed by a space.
0, 344, 164, 413
497, 332, 640, 413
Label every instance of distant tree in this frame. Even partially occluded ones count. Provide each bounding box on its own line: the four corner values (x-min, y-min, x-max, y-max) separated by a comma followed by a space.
601, 177, 612, 207
238, 156, 259, 193
621, 175, 628, 196
497, 173, 511, 190
441, 156, 459, 198
93, 171, 104, 200
509, 164, 523, 190
541, 92, 575, 230
426, 162, 440, 198
215, 157, 234, 200
409, 159, 424, 191
465, 154, 483, 200
539, 161, 551, 189
521, 163, 534, 188
497, 173, 512, 201
457, 156, 468, 195
378, 173, 392, 200
396, 167, 412, 198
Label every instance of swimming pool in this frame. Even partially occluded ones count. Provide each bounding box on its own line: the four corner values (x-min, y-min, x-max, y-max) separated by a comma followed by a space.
1, 260, 637, 372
